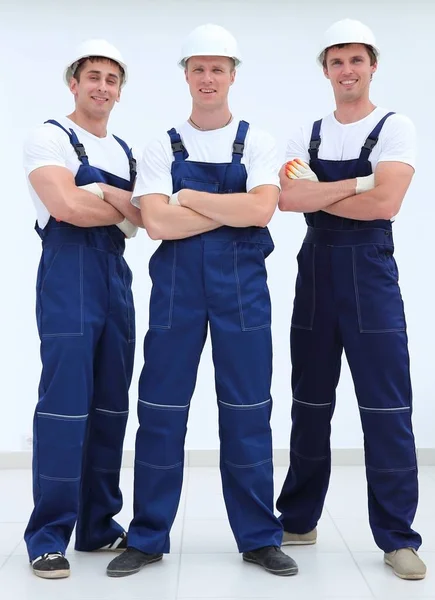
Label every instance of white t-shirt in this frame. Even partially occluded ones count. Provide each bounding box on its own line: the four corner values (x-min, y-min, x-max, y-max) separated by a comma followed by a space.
285, 107, 416, 171
24, 116, 132, 228
132, 118, 279, 206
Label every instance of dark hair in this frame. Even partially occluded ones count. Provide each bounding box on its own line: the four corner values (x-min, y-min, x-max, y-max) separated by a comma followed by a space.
323, 43, 377, 68
73, 56, 125, 86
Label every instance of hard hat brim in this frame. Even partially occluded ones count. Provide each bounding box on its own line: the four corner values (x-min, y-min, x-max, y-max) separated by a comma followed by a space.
64, 55, 128, 87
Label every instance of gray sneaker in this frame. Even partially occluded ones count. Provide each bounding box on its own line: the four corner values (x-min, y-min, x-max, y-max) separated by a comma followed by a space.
106, 547, 163, 578
282, 528, 317, 546
384, 548, 426, 580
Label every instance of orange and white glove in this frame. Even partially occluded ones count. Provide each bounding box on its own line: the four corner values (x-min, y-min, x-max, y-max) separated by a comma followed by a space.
285, 159, 319, 182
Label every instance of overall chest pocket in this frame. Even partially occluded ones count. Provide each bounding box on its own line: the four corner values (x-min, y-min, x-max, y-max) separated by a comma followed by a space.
181, 179, 220, 193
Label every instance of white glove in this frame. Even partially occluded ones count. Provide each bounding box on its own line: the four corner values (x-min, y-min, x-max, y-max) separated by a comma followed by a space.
169, 191, 180, 206
116, 218, 138, 239
78, 182, 104, 199
285, 158, 319, 182
356, 174, 375, 195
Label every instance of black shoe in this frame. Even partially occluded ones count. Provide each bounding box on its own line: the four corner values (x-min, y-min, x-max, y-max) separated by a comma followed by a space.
106, 547, 163, 578
99, 531, 128, 551
243, 546, 298, 576
31, 552, 70, 579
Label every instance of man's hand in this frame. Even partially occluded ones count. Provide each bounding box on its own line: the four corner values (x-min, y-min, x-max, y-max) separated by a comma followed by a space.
285, 159, 319, 182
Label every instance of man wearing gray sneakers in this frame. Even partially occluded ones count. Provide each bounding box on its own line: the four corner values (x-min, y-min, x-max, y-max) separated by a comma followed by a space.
277, 19, 425, 581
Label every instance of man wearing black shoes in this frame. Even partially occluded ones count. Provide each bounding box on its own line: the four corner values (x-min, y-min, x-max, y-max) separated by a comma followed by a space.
106, 24, 298, 579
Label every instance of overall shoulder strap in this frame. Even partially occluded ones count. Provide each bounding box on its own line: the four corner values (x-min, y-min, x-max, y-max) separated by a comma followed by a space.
308, 119, 322, 162
358, 111, 396, 162
167, 128, 189, 161
231, 120, 249, 164
44, 119, 89, 165
113, 134, 137, 184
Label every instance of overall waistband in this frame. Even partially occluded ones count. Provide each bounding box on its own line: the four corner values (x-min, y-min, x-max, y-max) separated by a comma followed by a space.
199, 225, 272, 244
38, 224, 125, 255
303, 226, 393, 247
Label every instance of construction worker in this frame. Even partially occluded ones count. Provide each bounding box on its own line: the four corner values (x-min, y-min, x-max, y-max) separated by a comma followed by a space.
106, 23, 298, 578
23, 39, 142, 579
276, 19, 426, 580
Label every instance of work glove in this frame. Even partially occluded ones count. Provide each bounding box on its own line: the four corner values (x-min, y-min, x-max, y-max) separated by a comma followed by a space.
79, 182, 104, 199
169, 191, 180, 206
116, 218, 138, 238
355, 174, 375, 195
285, 158, 319, 182
79, 183, 138, 238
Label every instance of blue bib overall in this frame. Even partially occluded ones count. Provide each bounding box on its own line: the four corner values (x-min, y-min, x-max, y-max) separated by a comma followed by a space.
127, 121, 283, 554
277, 114, 421, 552
25, 121, 136, 560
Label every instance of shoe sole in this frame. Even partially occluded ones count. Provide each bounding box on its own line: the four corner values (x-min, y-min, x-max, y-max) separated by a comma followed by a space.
106, 554, 163, 578
76, 547, 126, 553
282, 539, 316, 546
243, 556, 298, 576
33, 568, 70, 579
384, 558, 426, 580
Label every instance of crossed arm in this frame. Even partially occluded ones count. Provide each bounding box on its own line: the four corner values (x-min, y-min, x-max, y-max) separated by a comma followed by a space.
138, 185, 279, 241
29, 166, 143, 227
278, 161, 414, 221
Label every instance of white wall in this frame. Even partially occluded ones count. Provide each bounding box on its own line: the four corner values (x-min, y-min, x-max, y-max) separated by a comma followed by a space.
1, 0, 434, 453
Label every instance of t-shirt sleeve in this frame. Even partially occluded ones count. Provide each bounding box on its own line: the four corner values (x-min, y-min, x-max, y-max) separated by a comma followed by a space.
284, 125, 311, 164
131, 137, 173, 207
23, 124, 69, 177
377, 114, 416, 170
245, 129, 280, 192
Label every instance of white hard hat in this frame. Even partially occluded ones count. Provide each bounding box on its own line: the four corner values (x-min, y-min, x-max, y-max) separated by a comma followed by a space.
64, 39, 128, 86
178, 23, 242, 69
317, 19, 380, 66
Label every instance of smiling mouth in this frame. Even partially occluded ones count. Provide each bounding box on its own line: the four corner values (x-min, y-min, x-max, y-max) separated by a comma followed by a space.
199, 89, 216, 94
340, 80, 357, 86
91, 96, 108, 102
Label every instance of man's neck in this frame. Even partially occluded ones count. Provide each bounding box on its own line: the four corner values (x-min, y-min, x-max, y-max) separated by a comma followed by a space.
66, 110, 109, 138
189, 105, 232, 131
334, 99, 376, 125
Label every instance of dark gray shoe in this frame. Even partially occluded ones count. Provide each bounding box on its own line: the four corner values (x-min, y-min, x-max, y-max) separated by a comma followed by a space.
243, 546, 298, 576
106, 547, 163, 577
31, 552, 70, 579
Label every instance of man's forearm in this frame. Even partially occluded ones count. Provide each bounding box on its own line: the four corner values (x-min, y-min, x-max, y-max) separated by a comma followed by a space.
99, 183, 144, 227
323, 185, 395, 221
64, 190, 124, 227
279, 179, 356, 212
179, 189, 274, 227
143, 203, 222, 240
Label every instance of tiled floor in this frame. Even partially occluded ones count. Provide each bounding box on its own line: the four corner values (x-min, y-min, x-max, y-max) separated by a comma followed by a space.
0, 465, 434, 599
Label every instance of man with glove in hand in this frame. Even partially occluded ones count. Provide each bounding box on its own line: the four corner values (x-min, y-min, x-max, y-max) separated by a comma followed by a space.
277, 19, 425, 580
23, 39, 142, 579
